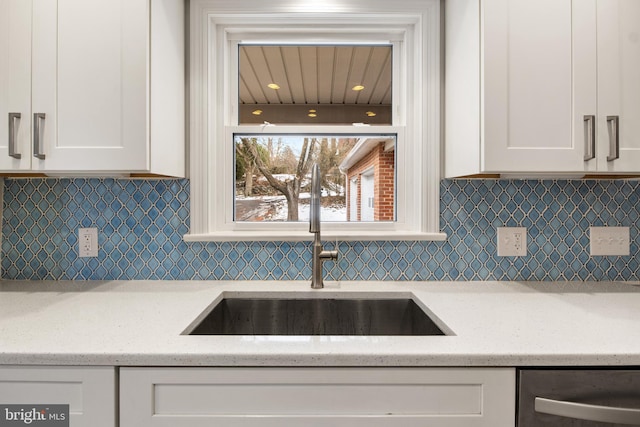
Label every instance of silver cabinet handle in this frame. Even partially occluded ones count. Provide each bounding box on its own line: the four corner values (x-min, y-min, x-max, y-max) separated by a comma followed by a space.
33, 112, 46, 159
536, 397, 640, 425
8, 113, 22, 159
583, 115, 595, 161
606, 115, 619, 161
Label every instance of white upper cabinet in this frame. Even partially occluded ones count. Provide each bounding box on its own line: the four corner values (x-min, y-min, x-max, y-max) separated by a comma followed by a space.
0, 0, 185, 176
593, 0, 640, 172
0, 0, 32, 171
445, 0, 640, 177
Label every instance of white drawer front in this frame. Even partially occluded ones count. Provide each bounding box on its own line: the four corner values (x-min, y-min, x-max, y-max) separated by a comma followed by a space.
0, 366, 116, 427
121, 367, 515, 427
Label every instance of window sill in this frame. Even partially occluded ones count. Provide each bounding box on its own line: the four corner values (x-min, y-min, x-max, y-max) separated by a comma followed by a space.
183, 231, 448, 242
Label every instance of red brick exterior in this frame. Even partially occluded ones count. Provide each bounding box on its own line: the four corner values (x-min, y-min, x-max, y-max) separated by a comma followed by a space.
345, 142, 395, 221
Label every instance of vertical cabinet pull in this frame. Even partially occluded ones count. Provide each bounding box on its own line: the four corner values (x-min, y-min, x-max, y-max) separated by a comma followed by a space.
8, 113, 22, 159
606, 115, 619, 162
33, 113, 46, 160
583, 115, 595, 161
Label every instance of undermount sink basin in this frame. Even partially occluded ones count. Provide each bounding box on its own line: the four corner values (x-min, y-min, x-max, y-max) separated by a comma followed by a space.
185, 295, 446, 336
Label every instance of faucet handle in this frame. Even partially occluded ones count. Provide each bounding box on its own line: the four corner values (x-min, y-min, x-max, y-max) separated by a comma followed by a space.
320, 240, 339, 261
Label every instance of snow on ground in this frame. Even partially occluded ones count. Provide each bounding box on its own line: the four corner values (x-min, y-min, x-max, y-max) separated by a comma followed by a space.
270, 199, 347, 222
237, 194, 346, 221
236, 185, 348, 222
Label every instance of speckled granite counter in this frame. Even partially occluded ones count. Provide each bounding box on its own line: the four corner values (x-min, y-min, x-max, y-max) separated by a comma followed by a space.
0, 280, 639, 366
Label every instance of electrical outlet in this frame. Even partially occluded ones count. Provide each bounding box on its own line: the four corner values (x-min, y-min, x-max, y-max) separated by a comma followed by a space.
78, 228, 98, 257
590, 226, 629, 256
497, 227, 527, 257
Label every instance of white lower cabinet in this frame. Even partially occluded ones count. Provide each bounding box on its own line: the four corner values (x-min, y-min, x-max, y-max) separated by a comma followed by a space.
0, 366, 116, 427
120, 367, 515, 427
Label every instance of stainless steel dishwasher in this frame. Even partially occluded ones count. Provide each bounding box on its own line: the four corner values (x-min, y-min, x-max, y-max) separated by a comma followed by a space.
518, 369, 640, 426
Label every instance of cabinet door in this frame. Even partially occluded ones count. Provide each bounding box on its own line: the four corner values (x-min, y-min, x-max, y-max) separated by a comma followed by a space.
0, 0, 32, 170
31, 0, 148, 172
482, 0, 586, 173
121, 367, 515, 427
596, 0, 640, 172
573, 0, 598, 172
0, 366, 116, 427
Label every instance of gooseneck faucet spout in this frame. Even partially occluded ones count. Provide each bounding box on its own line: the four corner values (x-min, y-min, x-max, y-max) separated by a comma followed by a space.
310, 164, 338, 289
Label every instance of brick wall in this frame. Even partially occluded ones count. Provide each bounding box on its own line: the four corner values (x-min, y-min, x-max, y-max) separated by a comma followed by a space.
345, 142, 395, 221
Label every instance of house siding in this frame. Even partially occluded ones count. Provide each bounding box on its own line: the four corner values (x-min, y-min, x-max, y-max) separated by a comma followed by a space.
345, 143, 395, 221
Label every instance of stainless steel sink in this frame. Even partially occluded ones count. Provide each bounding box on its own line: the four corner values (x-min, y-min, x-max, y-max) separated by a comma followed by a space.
185, 296, 446, 336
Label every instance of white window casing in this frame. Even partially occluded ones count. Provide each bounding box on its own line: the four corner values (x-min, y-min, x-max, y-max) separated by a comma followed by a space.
186, 0, 445, 241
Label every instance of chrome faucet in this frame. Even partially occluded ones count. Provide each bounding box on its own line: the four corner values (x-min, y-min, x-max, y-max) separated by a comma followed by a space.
310, 164, 338, 289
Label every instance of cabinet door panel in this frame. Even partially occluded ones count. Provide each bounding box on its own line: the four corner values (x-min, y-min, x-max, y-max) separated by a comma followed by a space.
121, 367, 515, 427
57, 0, 124, 150
483, 0, 584, 173
0, 366, 116, 427
573, 0, 598, 172
0, 0, 32, 170
597, 0, 640, 172
31, 0, 148, 172
31, 0, 57, 169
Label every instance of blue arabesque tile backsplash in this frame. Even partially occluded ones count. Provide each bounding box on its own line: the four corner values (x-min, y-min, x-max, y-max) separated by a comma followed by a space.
2, 178, 639, 281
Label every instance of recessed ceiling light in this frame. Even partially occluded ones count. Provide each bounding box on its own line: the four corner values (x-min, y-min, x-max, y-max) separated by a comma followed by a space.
352, 85, 365, 91
308, 109, 317, 113
252, 110, 263, 115
308, 113, 317, 118
267, 83, 281, 90
365, 111, 376, 117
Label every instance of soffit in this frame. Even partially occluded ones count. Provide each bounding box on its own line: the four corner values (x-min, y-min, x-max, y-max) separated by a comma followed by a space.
239, 45, 392, 106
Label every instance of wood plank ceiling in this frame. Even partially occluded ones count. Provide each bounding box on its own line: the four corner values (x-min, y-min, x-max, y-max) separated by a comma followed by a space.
238, 45, 392, 124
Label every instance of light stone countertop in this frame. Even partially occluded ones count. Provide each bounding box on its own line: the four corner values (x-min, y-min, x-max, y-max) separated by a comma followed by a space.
0, 280, 639, 367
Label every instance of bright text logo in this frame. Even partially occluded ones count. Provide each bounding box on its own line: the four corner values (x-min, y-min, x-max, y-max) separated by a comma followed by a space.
0, 405, 68, 427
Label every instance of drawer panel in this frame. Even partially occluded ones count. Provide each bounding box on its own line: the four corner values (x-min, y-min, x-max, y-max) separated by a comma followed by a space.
0, 366, 116, 427
121, 367, 515, 427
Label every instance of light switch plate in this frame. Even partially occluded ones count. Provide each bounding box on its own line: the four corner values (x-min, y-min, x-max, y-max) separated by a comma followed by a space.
590, 226, 629, 256
497, 227, 527, 257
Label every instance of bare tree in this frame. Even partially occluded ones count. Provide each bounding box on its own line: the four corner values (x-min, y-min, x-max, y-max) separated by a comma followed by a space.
240, 137, 317, 220
318, 137, 357, 193
235, 140, 268, 197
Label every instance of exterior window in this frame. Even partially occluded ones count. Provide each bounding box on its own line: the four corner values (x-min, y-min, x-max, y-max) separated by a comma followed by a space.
234, 134, 396, 223
187, 0, 445, 241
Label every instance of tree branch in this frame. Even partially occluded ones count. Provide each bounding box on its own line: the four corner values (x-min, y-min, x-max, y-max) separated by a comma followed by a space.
242, 138, 288, 194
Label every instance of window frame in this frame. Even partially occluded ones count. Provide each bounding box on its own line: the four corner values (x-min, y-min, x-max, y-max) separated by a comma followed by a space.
186, 0, 445, 242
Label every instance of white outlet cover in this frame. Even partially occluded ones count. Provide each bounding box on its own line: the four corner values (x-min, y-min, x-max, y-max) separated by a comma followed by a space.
590, 226, 630, 256
497, 227, 527, 257
78, 227, 98, 258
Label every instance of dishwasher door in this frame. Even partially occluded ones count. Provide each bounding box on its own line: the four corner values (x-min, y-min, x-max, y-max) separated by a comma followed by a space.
518, 369, 640, 426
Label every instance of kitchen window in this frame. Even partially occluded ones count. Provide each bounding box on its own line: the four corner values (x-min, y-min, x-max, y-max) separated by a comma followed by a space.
186, 0, 444, 241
